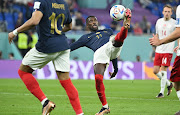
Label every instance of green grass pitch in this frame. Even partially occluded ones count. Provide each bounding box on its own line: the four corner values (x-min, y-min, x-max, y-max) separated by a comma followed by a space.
0, 79, 179, 115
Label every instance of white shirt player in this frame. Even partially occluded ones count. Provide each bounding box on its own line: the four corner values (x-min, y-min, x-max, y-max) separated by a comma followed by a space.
155, 18, 176, 54
175, 5, 180, 56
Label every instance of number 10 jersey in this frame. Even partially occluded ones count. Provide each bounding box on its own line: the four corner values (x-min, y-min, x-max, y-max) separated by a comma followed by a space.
33, 0, 72, 53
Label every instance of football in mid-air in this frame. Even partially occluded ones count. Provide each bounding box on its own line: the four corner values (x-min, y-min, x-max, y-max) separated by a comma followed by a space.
110, 5, 125, 21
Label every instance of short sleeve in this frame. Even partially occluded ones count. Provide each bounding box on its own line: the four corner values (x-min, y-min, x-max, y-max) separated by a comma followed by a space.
175, 5, 180, 27
33, 0, 44, 14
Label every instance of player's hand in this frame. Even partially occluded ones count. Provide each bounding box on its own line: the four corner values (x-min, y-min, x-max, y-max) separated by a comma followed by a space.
8, 32, 15, 44
109, 71, 117, 79
149, 34, 161, 46
174, 46, 179, 53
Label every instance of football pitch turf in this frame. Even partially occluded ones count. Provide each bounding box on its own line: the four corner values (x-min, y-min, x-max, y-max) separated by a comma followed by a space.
0, 79, 179, 115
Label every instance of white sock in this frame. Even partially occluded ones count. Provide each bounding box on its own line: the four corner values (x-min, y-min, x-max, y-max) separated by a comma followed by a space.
77, 113, 84, 115
103, 104, 108, 108
41, 98, 48, 105
164, 70, 170, 86
166, 79, 171, 86
160, 71, 166, 94
177, 90, 180, 100
156, 71, 162, 80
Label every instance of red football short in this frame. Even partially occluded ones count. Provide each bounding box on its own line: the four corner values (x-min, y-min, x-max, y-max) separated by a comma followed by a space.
170, 56, 180, 82
154, 53, 173, 67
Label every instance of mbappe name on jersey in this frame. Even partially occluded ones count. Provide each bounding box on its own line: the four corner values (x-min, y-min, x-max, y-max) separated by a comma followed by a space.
52, 3, 65, 10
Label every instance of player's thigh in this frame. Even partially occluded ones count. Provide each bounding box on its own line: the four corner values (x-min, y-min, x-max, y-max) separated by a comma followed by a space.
53, 49, 70, 73
22, 47, 51, 70
170, 56, 180, 82
154, 53, 162, 66
161, 66, 168, 71
93, 42, 110, 66
110, 45, 122, 60
161, 53, 173, 67
174, 82, 180, 91
19, 64, 34, 73
56, 71, 70, 80
94, 63, 106, 75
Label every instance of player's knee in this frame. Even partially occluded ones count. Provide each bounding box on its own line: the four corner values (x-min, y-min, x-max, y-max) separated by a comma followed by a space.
153, 70, 159, 75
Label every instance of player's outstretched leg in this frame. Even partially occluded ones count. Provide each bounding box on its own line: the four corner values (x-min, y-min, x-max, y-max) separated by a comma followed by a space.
113, 8, 131, 47
123, 8, 131, 29
42, 100, 56, 115
167, 82, 173, 96
18, 69, 56, 115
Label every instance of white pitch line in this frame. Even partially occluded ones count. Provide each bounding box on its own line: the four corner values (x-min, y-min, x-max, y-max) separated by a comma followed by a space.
0, 92, 179, 102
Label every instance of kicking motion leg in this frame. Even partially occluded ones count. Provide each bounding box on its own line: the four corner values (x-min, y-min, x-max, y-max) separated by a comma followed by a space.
113, 8, 131, 47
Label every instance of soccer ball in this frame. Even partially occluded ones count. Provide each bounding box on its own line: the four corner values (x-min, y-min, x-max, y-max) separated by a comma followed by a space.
110, 5, 125, 21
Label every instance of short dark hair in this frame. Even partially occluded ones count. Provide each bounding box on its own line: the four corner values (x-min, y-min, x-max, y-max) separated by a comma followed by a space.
163, 4, 173, 11
86, 16, 96, 24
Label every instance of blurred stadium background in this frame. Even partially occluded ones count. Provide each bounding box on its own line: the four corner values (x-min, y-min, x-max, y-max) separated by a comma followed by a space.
0, 0, 179, 80
0, 0, 180, 114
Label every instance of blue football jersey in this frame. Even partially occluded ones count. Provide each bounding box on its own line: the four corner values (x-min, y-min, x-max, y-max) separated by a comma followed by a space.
70, 29, 114, 52
34, 0, 72, 53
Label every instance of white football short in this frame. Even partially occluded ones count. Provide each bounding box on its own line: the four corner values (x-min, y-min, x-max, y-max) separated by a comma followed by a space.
93, 35, 122, 66
22, 47, 70, 72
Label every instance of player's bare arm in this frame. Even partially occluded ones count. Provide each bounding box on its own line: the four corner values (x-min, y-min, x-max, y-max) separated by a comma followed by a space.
149, 28, 180, 46
62, 22, 72, 32
8, 11, 43, 44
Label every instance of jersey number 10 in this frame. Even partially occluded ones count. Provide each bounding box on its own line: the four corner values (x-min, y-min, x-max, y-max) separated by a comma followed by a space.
49, 12, 65, 35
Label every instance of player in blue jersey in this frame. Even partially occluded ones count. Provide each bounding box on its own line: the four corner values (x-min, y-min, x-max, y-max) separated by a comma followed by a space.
70, 9, 132, 115
8, 0, 84, 115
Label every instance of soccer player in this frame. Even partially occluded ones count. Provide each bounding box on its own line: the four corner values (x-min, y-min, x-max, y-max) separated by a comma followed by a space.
153, 4, 175, 98
149, 5, 180, 115
8, 0, 84, 115
70, 9, 132, 115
